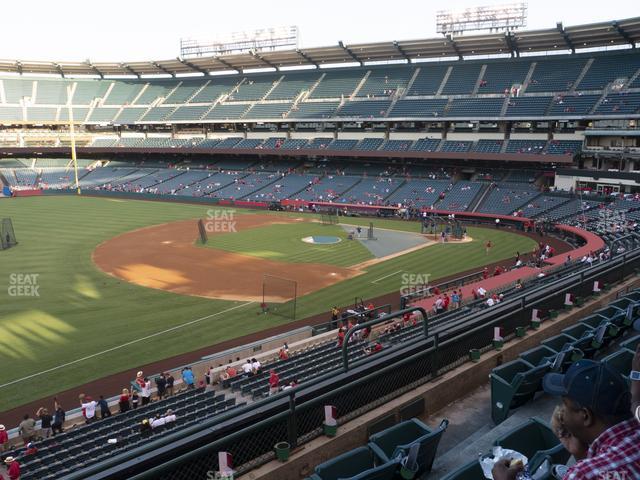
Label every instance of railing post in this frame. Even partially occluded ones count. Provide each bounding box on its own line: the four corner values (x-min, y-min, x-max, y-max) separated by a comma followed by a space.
287, 391, 298, 448
432, 332, 440, 376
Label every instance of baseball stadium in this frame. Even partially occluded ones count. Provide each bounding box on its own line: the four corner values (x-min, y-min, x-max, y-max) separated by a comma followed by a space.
1, 2, 640, 479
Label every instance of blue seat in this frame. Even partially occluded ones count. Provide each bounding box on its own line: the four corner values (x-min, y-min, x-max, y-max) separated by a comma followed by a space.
309, 446, 399, 480
368, 418, 448, 475
440, 458, 485, 480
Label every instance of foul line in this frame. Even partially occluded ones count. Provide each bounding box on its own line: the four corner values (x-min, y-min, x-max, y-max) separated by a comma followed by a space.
0, 301, 255, 390
371, 270, 403, 284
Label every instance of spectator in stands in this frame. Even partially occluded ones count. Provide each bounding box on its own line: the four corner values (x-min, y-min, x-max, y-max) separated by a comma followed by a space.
164, 409, 176, 424
268, 370, 280, 396
139, 418, 152, 437
80, 395, 97, 424
36, 407, 53, 438
166, 373, 175, 397
0, 424, 8, 452
156, 374, 167, 400
18, 414, 36, 445
97, 396, 111, 419
364, 342, 383, 355
150, 414, 166, 429
514, 279, 523, 290
282, 379, 298, 391
140, 377, 152, 406
477, 286, 487, 298
131, 390, 140, 409
205, 367, 213, 386
451, 290, 460, 309
182, 367, 195, 390
337, 327, 346, 347
51, 399, 65, 435
632, 341, 640, 423
251, 358, 262, 375
119, 389, 131, 413
278, 348, 288, 360
550, 405, 588, 462
4, 456, 20, 480
493, 359, 640, 480
331, 306, 340, 324
135, 371, 145, 392
483, 267, 489, 280
24, 442, 38, 456
242, 359, 253, 377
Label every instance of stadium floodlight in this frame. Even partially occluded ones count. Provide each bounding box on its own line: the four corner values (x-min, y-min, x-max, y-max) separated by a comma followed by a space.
436, 2, 527, 35
180, 26, 299, 59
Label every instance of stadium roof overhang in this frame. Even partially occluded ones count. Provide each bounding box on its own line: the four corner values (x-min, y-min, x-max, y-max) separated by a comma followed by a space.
0, 17, 638, 77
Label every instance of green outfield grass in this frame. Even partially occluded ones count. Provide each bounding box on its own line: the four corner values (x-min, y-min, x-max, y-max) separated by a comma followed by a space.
0, 196, 536, 412
203, 222, 373, 266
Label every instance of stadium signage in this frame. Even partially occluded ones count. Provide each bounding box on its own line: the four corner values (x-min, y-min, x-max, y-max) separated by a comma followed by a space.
205, 209, 237, 233
8, 273, 40, 297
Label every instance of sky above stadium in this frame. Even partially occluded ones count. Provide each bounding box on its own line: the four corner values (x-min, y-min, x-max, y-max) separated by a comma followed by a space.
3, 0, 639, 62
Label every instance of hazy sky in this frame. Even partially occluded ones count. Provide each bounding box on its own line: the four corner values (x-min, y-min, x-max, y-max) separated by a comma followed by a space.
1, 1, 638, 62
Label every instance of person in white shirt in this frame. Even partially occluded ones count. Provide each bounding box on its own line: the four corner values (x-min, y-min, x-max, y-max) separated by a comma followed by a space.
477, 287, 487, 298
242, 360, 253, 377
81, 396, 97, 424
486, 297, 495, 307
164, 409, 176, 424
251, 358, 261, 374
140, 378, 152, 406
150, 414, 166, 429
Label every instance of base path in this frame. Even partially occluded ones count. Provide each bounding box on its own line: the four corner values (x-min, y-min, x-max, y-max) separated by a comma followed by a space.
93, 214, 362, 302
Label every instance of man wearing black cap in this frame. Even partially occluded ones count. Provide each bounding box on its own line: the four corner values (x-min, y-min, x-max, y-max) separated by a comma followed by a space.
493, 359, 640, 480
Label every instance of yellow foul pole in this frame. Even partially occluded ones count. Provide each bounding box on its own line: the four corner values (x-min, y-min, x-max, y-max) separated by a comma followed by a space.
67, 85, 81, 195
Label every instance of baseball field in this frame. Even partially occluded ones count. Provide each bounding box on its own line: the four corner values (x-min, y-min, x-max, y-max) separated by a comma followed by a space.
0, 195, 537, 412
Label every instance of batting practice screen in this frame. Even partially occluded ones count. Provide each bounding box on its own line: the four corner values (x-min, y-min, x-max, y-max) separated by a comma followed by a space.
262, 274, 297, 320
0, 218, 17, 250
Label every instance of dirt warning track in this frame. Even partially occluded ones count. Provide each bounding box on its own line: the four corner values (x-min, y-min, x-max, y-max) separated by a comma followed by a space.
92, 214, 361, 302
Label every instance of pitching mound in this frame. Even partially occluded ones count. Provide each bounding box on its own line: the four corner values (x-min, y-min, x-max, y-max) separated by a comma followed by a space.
92, 214, 362, 302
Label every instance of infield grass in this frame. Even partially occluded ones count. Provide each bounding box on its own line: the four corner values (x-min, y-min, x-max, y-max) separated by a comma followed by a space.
0, 195, 536, 412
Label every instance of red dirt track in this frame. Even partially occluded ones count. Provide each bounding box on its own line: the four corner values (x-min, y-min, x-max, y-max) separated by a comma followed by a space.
93, 214, 360, 302
0, 228, 569, 427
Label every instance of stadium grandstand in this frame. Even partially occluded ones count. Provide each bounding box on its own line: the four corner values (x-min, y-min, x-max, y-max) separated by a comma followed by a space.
2, 7, 640, 480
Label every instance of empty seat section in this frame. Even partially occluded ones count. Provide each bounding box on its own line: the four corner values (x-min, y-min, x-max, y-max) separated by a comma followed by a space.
337, 100, 391, 118
189, 79, 240, 103
326, 139, 358, 150
293, 175, 361, 201
410, 138, 441, 152
203, 104, 251, 120
595, 92, 640, 115
229, 76, 280, 101
2, 78, 34, 103
167, 105, 209, 122
266, 72, 322, 100
440, 141, 472, 153
354, 138, 384, 151
71, 80, 110, 105
547, 95, 600, 116
356, 67, 414, 97
447, 97, 504, 117
114, 107, 147, 124
381, 139, 414, 151
164, 81, 206, 103
339, 177, 402, 205
306, 138, 333, 149
505, 96, 552, 116
35, 79, 68, 104
473, 139, 503, 153
385, 179, 449, 208
59, 108, 89, 122
407, 65, 449, 95
248, 173, 316, 201
287, 101, 339, 118
577, 53, 640, 90
526, 57, 587, 92
389, 99, 448, 118
26, 107, 57, 122
104, 81, 144, 105
439, 181, 482, 211
545, 140, 582, 155
135, 82, 176, 105
477, 183, 540, 214
441, 63, 482, 95
245, 103, 292, 119
309, 70, 366, 98
505, 139, 547, 154
140, 107, 174, 122
478, 60, 532, 93
88, 108, 120, 123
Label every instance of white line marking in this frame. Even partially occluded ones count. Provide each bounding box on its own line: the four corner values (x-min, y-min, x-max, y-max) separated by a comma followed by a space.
0, 301, 255, 390
371, 270, 403, 284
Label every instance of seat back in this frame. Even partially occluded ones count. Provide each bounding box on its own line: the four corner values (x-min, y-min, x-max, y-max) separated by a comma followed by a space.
441, 458, 485, 480
341, 459, 400, 480
391, 419, 449, 474
314, 447, 374, 480
494, 417, 562, 459
368, 419, 431, 459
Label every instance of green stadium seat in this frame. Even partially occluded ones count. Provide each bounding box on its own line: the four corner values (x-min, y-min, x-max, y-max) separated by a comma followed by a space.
620, 334, 640, 352
602, 349, 634, 379
309, 446, 399, 480
440, 458, 485, 480
494, 417, 569, 473
519, 345, 557, 367
490, 360, 549, 424
368, 418, 448, 475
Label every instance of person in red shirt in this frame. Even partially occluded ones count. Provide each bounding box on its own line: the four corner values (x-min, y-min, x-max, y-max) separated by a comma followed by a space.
268, 370, 280, 396
494, 266, 502, 276
0, 424, 8, 452
278, 348, 288, 360
482, 267, 489, 280
443, 293, 450, 310
4, 456, 20, 480
337, 328, 345, 347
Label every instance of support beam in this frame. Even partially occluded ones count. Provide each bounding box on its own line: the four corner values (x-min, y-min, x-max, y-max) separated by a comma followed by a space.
177, 58, 209, 75
250, 51, 278, 70
612, 21, 636, 48
121, 64, 141, 78
556, 22, 575, 53
505, 32, 520, 58
54, 63, 65, 78
152, 62, 176, 77
296, 49, 319, 68
338, 41, 363, 66
393, 41, 411, 62
447, 35, 463, 60
86, 62, 104, 79
215, 57, 240, 73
